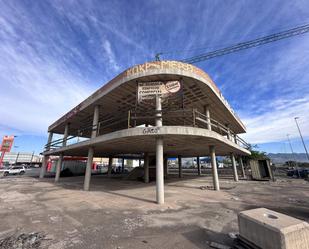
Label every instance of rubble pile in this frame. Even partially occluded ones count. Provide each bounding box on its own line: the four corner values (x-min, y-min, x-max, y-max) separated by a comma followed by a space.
0, 232, 46, 249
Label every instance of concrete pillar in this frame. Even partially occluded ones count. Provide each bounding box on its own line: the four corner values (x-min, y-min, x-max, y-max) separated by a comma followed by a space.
39, 132, 53, 178
91, 105, 100, 139
156, 137, 164, 204
239, 156, 246, 178
178, 156, 182, 178
63, 123, 70, 146
204, 105, 211, 130
55, 154, 63, 183
226, 124, 231, 140
197, 156, 201, 176
164, 156, 168, 177
155, 95, 162, 127
155, 95, 164, 204
231, 153, 239, 182
234, 134, 238, 144
108, 157, 113, 177
83, 147, 94, 191
210, 146, 220, 190
122, 158, 125, 173
83, 106, 100, 191
144, 153, 149, 183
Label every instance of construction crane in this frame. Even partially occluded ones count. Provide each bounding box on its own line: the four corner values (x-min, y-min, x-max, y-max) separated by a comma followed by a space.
156, 23, 309, 63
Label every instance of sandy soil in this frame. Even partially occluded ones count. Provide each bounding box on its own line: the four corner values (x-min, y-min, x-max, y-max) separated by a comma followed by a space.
0, 171, 308, 248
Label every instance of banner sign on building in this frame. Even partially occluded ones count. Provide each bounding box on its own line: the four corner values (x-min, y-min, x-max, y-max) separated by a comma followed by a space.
0, 135, 14, 152
138, 80, 181, 103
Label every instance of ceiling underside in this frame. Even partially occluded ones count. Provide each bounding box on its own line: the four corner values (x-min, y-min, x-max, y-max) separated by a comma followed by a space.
51, 74, 246, 137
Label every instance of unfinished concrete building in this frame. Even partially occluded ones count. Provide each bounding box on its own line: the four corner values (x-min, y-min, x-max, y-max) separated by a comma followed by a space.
40, 61, 250, 204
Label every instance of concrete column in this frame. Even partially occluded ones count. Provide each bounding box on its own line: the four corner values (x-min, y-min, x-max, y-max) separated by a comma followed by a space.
91, 105, 100, 139
239, 156, 246, 178
63, 123, 70, 146
178, 156, 183, 178
231, 153, 239, 182
164, 156, 168, 177
40, 132, 53, 178
155, 95, 164, 204
156, 137, 164, 204
197, 156, 201, 176
226, 125, 231, 140
204, 105, 211, 130
144, 153, 149, 183
155, 95, 162, 127
83, 147, 94, 191
108, 156, 113, 177
210, 146, 220, 190
122, 158, 125, 173
55, 154, 63, 183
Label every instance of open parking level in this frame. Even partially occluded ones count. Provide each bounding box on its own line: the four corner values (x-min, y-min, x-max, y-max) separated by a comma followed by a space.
0, 174, 308, 249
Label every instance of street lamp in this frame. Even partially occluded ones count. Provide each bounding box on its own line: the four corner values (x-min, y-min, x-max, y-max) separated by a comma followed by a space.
294, 117, 309, 161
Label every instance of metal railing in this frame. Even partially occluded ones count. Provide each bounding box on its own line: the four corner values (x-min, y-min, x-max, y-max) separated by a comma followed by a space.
44, 108, 249, 152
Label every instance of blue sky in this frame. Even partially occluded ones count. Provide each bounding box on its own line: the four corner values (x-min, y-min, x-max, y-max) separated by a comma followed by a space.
0, 0, 309, 155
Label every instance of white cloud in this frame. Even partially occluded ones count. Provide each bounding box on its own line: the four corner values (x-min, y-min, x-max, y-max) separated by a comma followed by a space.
0, 4, 94, 137
102, 40, 120, 71
240, 95, 309, 143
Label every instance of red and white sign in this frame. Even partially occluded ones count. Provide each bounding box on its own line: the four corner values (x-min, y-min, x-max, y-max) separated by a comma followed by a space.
0, 135, 14, 152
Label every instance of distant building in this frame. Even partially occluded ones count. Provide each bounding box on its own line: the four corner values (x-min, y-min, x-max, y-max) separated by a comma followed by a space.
2, 152, 42, 165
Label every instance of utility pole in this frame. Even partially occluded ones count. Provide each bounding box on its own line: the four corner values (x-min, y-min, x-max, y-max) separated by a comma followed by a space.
287, 134, 300, 178
294, 117, 309, 161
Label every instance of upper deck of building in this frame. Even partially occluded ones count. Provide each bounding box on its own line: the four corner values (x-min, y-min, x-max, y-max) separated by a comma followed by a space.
48, 61, 246, 137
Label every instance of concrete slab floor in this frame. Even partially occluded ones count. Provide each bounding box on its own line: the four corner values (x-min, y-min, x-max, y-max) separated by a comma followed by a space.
0, 173, 308, 249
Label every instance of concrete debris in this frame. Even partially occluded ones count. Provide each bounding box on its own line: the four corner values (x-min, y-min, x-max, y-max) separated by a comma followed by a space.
199, 185, 211, 190
228, 232, 237, 239
210, 241, 231, 249
0, 232, 47, 249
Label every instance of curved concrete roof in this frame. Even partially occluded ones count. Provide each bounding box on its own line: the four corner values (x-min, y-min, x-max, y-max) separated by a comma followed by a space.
44, 126, 250, 157
48, 61, 246, 135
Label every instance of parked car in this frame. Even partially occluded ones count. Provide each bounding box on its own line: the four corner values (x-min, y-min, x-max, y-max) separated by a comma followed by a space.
287, 168, 309, 178
3, 166, 26, 176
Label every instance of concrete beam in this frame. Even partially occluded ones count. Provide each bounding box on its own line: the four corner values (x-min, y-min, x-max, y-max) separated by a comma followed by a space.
55, 154, 63, 183
210, 145, 220, 190
83, 147, 94, 191
231, 153, 239, 182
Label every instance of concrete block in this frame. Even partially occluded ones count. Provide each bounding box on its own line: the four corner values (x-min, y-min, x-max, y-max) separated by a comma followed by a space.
238, 208, 309, 249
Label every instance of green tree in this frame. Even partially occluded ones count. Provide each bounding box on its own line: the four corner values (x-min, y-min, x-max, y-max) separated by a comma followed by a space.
242, 144, 269, 165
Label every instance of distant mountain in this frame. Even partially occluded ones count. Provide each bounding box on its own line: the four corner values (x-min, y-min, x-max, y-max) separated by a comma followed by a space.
267, 153, 309, 164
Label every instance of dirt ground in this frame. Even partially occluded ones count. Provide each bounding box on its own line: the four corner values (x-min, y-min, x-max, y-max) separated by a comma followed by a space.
0, 171, 308, 249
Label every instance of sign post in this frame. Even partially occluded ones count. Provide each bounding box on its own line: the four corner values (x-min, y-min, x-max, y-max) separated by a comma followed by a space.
0, 135, 15, 167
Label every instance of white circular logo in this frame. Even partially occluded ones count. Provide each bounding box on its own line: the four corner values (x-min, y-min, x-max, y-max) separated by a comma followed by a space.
165, 81, 181, 93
